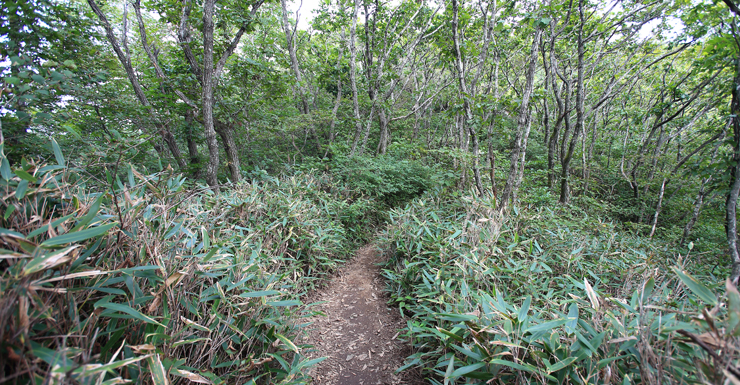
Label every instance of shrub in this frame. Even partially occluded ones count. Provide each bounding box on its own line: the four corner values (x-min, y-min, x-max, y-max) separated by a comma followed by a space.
381, 191, 739, 384
0, 142, 346, 384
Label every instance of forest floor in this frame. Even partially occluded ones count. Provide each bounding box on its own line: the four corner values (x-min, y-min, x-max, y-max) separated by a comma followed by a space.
301, 245, 424, 385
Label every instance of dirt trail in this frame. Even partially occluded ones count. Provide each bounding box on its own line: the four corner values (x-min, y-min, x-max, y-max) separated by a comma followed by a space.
302, 245, 423, 385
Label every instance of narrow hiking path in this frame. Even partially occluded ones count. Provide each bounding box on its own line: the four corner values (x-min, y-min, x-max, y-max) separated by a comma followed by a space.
302, 245, 423, 385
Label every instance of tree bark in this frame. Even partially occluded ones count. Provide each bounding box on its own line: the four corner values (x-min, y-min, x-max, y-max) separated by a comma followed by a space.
559, 0, 586, 204
185, 110, 201, 178
201, 0, 220, 189
214, 120, 240, 182
348, 2, 363, 156
451, 0, 484, 195
499, 25, 543, 210
725, 0, 740, 281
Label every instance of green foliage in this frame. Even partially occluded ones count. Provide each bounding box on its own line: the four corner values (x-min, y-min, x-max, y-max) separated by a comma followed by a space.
0, 144, 347, 384
331, 152, 436, 208
381, 191, 739, 384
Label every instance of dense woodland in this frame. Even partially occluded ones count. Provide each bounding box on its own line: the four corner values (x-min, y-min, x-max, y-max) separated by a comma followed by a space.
3, 0, 740, 383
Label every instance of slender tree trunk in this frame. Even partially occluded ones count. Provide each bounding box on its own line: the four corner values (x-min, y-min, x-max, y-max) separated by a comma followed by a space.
559, 0, 585, 204
324, 40, 345, 158
728, 55, 740, 281
185, 110, 201, 178
512, 116, 534, 203
499, 26, 543, 210
280, 0, 321, 153
583, 111, 599, 195
723, 0, 740, 281
682, 184, 709, 245
488, 57, 499, 200
451, 0, 484, 195
214, 121, 240, 182
348, 3, 363, 156
648, 177, 667, 238
377, 109, 390, 155
681, 127, 726, 244
202, 0, 220, 189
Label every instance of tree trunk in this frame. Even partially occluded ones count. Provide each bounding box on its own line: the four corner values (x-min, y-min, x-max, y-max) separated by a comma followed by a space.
324, 39, 345, 158
185, 110, 201, 178
648, 177, 667, 238
377, 108, 390, 155
499, 26, 543, 210
202, 0, 220, 189
682, 184, 709, 245
214, 120, 240, 182
348, 2, 363, 156
559, 0, 585, 204
451, 0, 484, 195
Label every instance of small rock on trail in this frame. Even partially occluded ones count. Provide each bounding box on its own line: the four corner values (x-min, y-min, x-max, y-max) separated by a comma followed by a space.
301, 245, 424, 384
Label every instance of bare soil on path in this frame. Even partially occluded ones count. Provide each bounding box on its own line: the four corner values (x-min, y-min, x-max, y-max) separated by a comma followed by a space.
302, 245, 424, 385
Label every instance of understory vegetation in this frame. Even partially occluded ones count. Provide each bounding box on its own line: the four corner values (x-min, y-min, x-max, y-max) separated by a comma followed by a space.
0, 145, 365, 384
382, 191, 739, 384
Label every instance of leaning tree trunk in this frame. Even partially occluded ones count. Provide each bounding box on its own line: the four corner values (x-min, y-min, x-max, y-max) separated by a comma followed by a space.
682, 183, 710, 245
87, 0, 187, 170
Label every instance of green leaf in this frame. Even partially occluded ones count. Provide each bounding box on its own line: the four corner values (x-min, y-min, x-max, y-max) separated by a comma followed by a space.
148, 354, 169, 385
641, 277, 655, 304
16, 180, 28, 199
4, 204, 16, 220
565, 303, 579, 334
518, 296, 531, 322
27, 214, 75, 239
41, 222, 117, 247
266, 300, 302, 307
435, 313, 478, 322
51, 138, 65, 167
239, 290, 281, 298
71, 195, 103, 231
450, 362, 485, 378
546, 356, 578, 373
14, 169, 37, 183
275, 333, 298, 352
443, 355, 455, 385
436, 327, 465, 342
297, 357, 327, 370
672, 267, 717, 306
597, 355, 627, 368
95, 302, 166, 328
0, 148, 11, 180
490, 359, 538, 375
525, 319, 567, 333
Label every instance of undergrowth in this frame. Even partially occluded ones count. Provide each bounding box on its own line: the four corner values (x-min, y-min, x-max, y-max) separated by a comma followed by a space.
381, 189, 740, 384
0, 142, 353, 384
